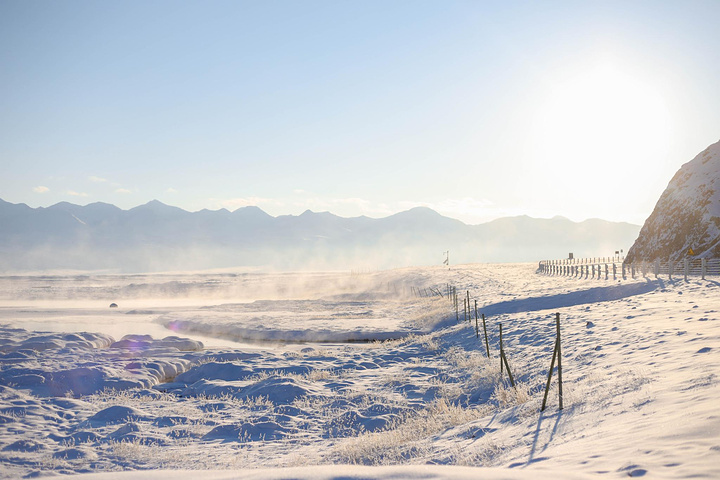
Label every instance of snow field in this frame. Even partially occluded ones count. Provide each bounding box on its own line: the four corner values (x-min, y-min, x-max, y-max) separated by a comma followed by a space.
0, 263, 718, 479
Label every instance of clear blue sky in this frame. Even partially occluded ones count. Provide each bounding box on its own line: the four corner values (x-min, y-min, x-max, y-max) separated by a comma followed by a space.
1, 0, 719, 224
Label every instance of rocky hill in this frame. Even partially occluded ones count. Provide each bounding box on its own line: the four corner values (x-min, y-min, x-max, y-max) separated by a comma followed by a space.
626, 140, 720, 262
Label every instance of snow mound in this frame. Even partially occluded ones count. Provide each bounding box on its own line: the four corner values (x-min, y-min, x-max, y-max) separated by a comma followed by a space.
240, 376, 327, 403
53, 446, 98, 460
173, 362, 253, 383
0, 328, 200, 397
0, 329, 114, 353
48, 367, 107, 396
203, 421, 297, 442
111, 334, 203, 351
2, 439, 46, 452
328, 409, 396, 437
87, 405, 147, 425
176, 376, 330, 404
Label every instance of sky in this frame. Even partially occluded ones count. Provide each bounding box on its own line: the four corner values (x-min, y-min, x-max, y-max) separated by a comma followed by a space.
1, 0, 719, 226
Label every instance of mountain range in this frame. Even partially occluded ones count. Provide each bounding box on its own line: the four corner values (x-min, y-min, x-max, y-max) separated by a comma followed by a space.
0, 198, 640, 272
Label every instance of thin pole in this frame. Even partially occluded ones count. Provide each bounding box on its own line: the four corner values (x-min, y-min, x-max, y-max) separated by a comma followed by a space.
466, 291, 470, 322
454, 287, 458, 322
541, 337, 558, 412
498, 323, 514, 386
556, 312, 563, 410
502, 350, 515, 387
499, 323, 504, 374
474, 300, 479, 338
482, 314, 490, 357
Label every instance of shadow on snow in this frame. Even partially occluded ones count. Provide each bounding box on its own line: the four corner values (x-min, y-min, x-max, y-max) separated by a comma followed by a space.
482, 280, 661, 316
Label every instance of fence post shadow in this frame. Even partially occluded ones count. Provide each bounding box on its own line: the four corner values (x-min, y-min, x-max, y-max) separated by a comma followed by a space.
528, 408, 563, 466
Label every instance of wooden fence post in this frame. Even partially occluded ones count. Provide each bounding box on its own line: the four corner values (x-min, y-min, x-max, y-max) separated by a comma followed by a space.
481, 314, 490, 358
684, 258, 689, 281
466, 291, 470, 322
455, 287, 458, 322
557, 313, 563, 410
474, 300, 479, 338
499, 323, 503, 374
702, 258, 707, 280
498, 323, 515, 387
541, 312, 563, 412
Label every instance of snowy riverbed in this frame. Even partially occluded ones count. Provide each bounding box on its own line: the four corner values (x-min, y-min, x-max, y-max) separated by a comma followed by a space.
0, 264, 718, 479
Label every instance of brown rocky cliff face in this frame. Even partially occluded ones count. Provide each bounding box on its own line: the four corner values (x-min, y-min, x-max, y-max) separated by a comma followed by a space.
626, 140, 720, 263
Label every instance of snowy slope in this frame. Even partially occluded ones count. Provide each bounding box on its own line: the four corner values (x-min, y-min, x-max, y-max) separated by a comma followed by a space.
627, 139, 720, 262
0, 264, 718, 479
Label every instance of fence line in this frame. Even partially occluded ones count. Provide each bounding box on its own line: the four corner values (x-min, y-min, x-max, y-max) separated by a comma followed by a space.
538, 257, 720, 280
444, 281, 564, 410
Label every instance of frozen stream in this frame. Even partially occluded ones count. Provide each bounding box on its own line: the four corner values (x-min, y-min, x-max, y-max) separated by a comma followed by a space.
0, 269, 445, 347
0, 303, 255, 350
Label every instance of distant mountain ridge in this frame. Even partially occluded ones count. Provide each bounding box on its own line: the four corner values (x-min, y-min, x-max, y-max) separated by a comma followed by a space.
0, 198, 640, 272
627, 139, 720, 263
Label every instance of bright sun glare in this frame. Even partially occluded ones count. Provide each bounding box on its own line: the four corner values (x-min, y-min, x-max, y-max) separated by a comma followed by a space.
532, 63, 672, 181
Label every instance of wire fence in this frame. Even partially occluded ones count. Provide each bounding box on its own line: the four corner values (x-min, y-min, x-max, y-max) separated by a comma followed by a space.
538, 257, 720, 280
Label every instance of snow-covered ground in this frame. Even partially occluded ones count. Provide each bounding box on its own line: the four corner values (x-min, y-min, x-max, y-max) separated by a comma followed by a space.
0, 264, 718, 479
